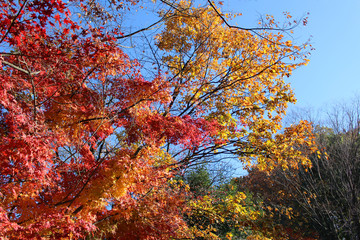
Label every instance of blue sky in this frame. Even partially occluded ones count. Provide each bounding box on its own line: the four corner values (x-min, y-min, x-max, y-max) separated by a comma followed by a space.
223, 0, 360, 109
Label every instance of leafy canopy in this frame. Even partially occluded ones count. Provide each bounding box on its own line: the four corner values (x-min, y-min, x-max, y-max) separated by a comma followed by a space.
0, 0, 314, 238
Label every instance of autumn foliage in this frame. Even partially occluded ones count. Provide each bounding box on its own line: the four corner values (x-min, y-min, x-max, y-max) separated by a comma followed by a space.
0, 0, 314, 239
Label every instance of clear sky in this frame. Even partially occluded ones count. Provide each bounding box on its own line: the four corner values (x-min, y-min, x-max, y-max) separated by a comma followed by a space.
223, 0, 360, 109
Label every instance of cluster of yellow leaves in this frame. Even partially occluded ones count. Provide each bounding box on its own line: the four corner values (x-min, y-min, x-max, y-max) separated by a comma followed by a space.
244, 120, 316, 172
155, 0, 314, 171
187, 192, 270, 240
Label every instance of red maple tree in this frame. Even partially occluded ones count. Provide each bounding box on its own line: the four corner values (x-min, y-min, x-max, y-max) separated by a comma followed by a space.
0, 0, 314, 239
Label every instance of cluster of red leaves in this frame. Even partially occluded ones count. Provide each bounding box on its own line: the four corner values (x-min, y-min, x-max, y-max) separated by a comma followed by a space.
0, 0, 220, 238
127, 114, 220, 148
